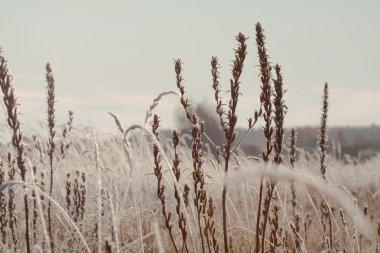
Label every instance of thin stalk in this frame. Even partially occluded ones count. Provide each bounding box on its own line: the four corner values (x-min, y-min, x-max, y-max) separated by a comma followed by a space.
222, 156, 229, 253
0, 48, 31, 253
254, 22, 273, 253
46, 62, 56, 251
0, 180, 91, 253
93, 130, 102, 253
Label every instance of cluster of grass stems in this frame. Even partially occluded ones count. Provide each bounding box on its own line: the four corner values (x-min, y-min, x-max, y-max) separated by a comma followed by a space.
0, 22, 380, 253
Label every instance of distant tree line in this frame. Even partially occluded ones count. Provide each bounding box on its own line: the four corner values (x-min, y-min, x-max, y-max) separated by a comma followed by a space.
164, 103, 380, 160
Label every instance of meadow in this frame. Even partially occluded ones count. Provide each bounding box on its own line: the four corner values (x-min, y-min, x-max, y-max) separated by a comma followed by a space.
0, 22, 379, 253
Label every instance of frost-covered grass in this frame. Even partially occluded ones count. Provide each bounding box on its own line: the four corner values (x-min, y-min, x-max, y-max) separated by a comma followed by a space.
1, 128, 379, 252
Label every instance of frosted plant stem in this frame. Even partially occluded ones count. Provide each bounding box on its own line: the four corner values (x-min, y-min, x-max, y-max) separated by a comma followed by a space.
305, 189, 328, 249
134, 181, 145, 253
27, 159, 51, 252
0, 180, 91, 253
92, 129, 102, 253
147, 127, 198, 253
106, 189, 120, 253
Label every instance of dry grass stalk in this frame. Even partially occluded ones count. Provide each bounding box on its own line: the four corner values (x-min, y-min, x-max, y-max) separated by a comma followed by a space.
65, 170, 86, 223
73, 171, 80, 221
108, 112, 125, 134
201, 32, 249, 253
92, 129, 103, 253
320, 201, 332, 252
44, 64, 74, 251
7, 153, 17, 246
376, 223, 380, 253
60, 110, 74, 159
339, 208, 354, 252
172, 130, 189, 253
254, 22, 273, 253
266, 64, 287, 253
183, 184, 190, 208
27, 159, 51, 252
175, 30, 264, 253
211, 57, 224, 128
32, 135, 44, 167
228, 236, 234, 253
205, 197, 219, 253
256, 22, 273, 164
105, 238, 114, 253
220, 32, 248, 253
255, 32, 287, 253
174, 58, 222, 251
212, 53, 251, 152
268, 191, 281, 252
65, 173, 71, 214
144, 90, 179, 125
289, 221, 303, 252
0, 158, 7, 244
174, 59, 219, 153
79, 172, 86, 221
272, 64, 286, 165
191, 124, 208, 253
319, 82, 329, 180
32, 166, 38, 244
151, 114, 179, 253
289, 129, 297, 168
33, 137, 46, 213
0, 48, 31, 253
289, 128, 301, 252
318, 82, 333, 252
175, 59, 195, 124
280, 231, 290, 253
40, 170, 45, 207
45, 62, 56, 251
109, 112, 137, 167
224, 32, 247, 143
0, 178, 90, 253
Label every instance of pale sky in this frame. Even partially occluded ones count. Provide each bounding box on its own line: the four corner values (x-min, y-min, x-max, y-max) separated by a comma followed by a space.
1, 1, 379, 133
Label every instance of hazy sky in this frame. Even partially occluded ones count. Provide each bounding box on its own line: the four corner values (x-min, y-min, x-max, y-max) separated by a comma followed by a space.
1, 1, 379, 133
